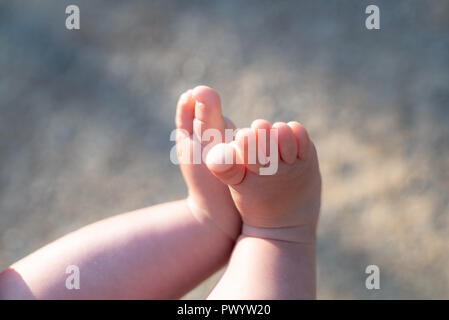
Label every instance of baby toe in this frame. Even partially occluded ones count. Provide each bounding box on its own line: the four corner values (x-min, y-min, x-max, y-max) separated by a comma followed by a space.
192, 86, 226, 136
272, 122, 298, 164
175, 89, 195, 134
287, 121, 311, 160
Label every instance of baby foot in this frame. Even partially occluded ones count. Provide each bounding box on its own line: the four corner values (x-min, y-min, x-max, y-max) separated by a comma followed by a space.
205, 119, 321, 243
175, 86, 241, 240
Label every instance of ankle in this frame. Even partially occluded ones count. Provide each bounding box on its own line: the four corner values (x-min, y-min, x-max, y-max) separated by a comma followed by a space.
187, 196, 242, 241
241, 223, 317, 244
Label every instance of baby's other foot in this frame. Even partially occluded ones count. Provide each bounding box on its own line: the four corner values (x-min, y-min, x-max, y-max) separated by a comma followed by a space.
175, 86, 241, 240
206, 120, 321, 243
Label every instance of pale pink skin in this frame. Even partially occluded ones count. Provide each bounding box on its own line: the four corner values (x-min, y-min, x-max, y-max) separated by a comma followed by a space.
175, 86, 242, 240
0, 85, 321, 300
0, 86, 240, 299
205, 114, 322, 299
206, 119, 321, 232
0, 200, 234, 299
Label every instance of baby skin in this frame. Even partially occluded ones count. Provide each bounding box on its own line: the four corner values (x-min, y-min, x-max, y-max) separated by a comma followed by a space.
201, 89, 322, 299
177, 85, 321, 241
170, 85, 322, 299
0, 85, 321, 300
175, 86, 242, 240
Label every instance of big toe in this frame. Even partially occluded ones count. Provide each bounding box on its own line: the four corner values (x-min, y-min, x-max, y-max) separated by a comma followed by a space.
206, 143, 246, 185
192, 85, 226, 138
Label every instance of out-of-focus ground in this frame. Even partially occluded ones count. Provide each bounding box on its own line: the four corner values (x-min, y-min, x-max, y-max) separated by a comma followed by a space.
1, 0, 448, 299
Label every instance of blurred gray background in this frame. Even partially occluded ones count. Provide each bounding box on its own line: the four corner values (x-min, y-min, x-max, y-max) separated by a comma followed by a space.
1, 0, 448, 299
